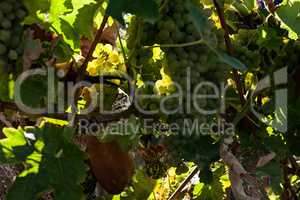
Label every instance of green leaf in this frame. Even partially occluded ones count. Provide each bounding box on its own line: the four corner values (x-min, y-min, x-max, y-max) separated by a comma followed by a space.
4, 124, 87, 200
216, 51, 247, 71
74, 3, 99, 39
23, 0, 100, 50
256, 161, 283, 194
19, 74, 48, 108
107, 0, 159, 24
6, 174, 49, 200
275, 0, 300, 40
0, 128, 33, 164
264, 135, 289, 160
59, 18, 80, 49
195, 165, 225, 199
187, 2, 208, 34
22, 0, 50, 24
100, 115, 141, 151
113, 169, 157, 200
199, 165, 213, 184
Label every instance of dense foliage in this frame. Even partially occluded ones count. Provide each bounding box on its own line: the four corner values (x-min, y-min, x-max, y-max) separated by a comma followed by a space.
0, 0, 299, 199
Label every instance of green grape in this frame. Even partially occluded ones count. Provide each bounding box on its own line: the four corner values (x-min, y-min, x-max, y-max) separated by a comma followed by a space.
0, 2, 13, 13
163, 20, 176, 31
10, 36, 20, 48
6, 13, 15, 20
14, 1, 23, 9
0, 30, 11, 42
8, 49, 18, 60
182, 14, 191, 24
158, 30, 170, 42
185, 23, 195, 34
189, 52, 198, 61
0, 43, 7, 55
1, 19, 12, 29
171, 30, 184, 42
157, 20, 164, 29
0, 0, 26, 65
186, 35, 196, 43
0, 11, 3, 21
177, 20, 185, 28
0, 58, 5, 67
173, 13, 181, 21
127, 1, 226, 172
175, 4, 185, 12
180, 51, 188, 59
16, 9, 26, 19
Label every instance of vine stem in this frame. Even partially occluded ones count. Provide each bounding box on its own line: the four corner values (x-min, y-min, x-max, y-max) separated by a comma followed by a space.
144, 39, 204, 49
212, 0, 245, 105
0, 100, 160, 124
167, 166, 199, 200
77, 15, 109, 81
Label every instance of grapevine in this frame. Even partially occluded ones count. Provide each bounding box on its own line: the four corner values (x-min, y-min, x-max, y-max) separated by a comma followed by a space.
0, 0, 299, 199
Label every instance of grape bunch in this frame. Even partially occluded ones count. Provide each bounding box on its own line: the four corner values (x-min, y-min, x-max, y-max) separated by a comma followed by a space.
231, 29, 261, 70
0, 0, 27, 68
127, 0, 228, 178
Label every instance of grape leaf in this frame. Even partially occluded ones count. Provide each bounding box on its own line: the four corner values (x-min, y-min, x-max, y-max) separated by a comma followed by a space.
199, 165, 213, 184
22, 0, 50, 24
1, 124, 87, 200
216, 51, 247, 71
73, 3, 99, 39
186, 3, 247, 71
256, 161, 283, 194
0, 127, 34, 164
23, 0, 100, 50
100, 115, 141, 151
195, 165, 225, 199
112, 169, 157, 199
275, 0, 300, 40
107, 0, 159, 24
187, 2, 208, 34
19, 74, 48, 108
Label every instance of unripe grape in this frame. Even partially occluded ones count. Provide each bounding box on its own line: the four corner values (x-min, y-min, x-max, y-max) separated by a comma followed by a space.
0, 43, 7, 55
10, 36, 20, 48
0, 58, 5, 67
16, 9, 26, 19
177, 20, 185, 29
157, 21, 164, 29
8, 49, 18, 60
0, 11, 3, 21
6, 13, 15, 20
189, 52, 198, 61
0, 30, 11, 42
172, 30, 184, 42
182, 14, 191, 24
14, 1, 23, 9
158, 30, 170, 42
180, 59, 188, 67
186, 35, 195, 43
185, 24, 195, 34
180, 51, 188, 59
1, 19, 12, 29
173, 13, 181, 21
0, 2, 13, 13
164, 20, 176, 31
